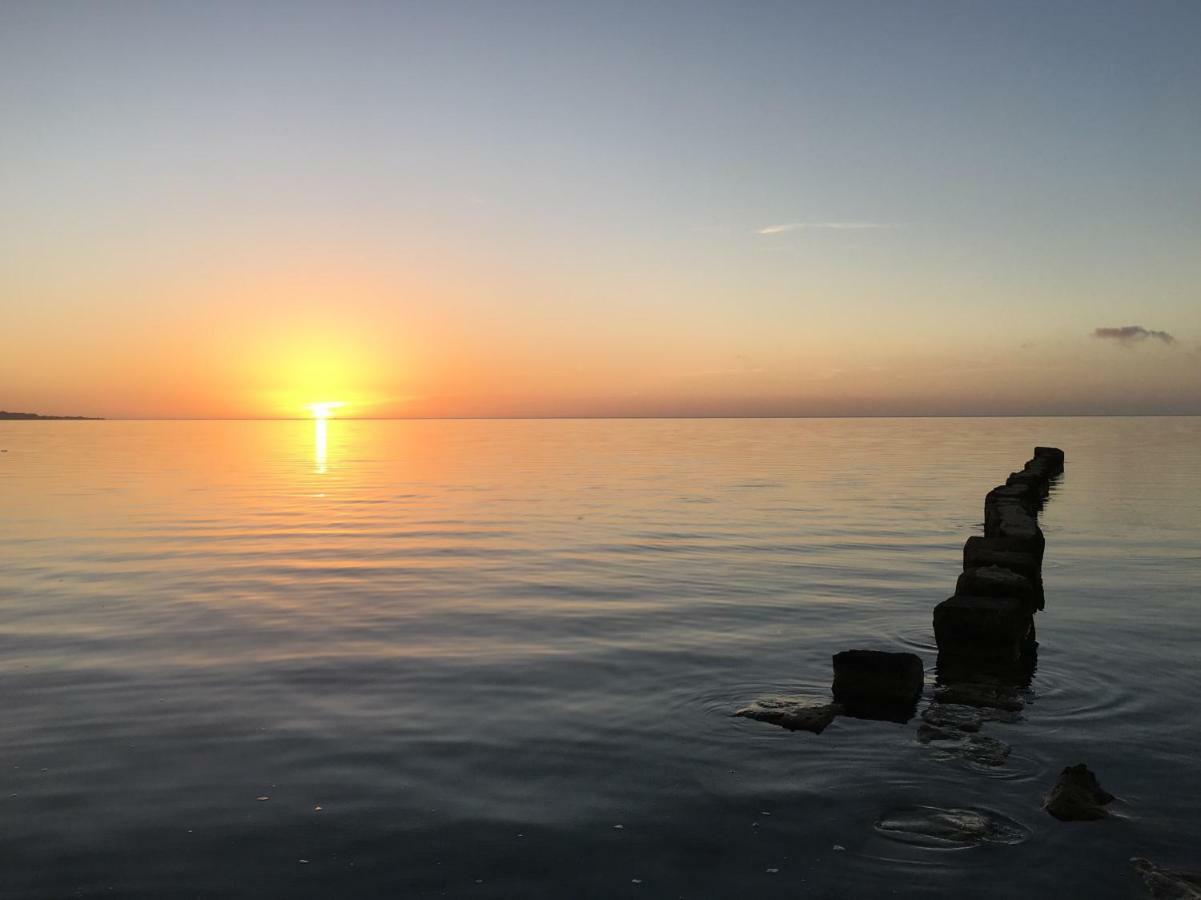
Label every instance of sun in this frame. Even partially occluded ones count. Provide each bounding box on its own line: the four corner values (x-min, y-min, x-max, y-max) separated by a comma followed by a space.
307, 401, 345, 419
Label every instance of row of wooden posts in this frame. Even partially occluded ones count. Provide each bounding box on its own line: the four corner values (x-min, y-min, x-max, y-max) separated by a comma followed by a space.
827, 446, 1064, 719
738, 446, 1065, 729
933, 445, 1065, 665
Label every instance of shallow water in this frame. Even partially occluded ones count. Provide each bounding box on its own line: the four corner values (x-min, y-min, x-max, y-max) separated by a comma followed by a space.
1, 417, 1198, 898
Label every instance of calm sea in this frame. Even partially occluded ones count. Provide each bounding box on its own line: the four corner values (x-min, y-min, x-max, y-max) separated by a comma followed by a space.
1, 418, 1198, 898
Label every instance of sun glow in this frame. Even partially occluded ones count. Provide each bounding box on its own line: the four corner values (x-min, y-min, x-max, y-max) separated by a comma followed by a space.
307, 401, 345, 419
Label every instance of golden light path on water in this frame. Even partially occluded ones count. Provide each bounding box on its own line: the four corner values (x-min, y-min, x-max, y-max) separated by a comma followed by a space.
307, 402, 343, 475
314, 418, 327, 474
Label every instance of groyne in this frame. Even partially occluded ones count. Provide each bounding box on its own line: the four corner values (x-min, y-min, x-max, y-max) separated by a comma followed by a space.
738, 445, 1065, 732
736, 447, 1201, 871
934, 445, 1063, 667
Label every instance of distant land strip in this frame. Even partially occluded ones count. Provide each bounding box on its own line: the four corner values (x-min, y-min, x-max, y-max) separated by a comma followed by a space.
0, 410, 103, 420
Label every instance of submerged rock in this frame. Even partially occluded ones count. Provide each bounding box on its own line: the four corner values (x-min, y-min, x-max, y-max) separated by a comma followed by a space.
917, 727, 1011, 766
1044, 764, 1115, 821
831, 650, 924, 721
933, 594, 1034, 660
921, 703, 984, 733
959, 734, 1011, 766
919, 701, 1019, 761
874, 805, 1029, 849
932, 682, 1025, 713
734, 697, 842, 734
916, 722, 962, 743
1132, 858, 1201, 899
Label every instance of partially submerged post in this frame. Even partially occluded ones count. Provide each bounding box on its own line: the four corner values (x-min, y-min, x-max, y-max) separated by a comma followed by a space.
832, 649, 924, 722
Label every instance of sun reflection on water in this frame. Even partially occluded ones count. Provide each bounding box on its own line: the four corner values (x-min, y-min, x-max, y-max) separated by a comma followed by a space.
314, 417, 328, 474
308, 402, 343, 475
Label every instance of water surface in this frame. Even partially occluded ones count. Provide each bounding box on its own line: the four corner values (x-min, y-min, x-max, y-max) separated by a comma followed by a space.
2, 418, 1198, 897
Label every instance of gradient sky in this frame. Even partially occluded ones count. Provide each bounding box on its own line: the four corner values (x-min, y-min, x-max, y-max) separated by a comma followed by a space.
2, 1, 1199, 418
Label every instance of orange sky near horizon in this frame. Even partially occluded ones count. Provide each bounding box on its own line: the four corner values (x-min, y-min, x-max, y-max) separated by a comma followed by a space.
4, 231, 1198, 419
6, 256, 1198, 421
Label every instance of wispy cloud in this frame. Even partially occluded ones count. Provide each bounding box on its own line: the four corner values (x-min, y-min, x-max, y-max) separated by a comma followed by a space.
1092, 325, 1176, 346
756, 221, 897, 235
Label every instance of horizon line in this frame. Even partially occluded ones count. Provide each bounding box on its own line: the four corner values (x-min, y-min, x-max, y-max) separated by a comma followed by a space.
7, 413, 1201, 422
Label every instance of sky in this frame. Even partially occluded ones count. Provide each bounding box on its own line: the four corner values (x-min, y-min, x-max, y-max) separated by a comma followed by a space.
2, 0, 1199, 418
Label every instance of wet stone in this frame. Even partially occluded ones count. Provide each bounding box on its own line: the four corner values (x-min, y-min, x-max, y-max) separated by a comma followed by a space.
734, 698, 842, 734
1044, 764, 1115, 821
932, 682, 1025, 713
920, 731, 1011, 766
916, 708, 1011, 766
874, 806, 1029, 849
1131, 858, 1201, 900
959, 734, 1011, 766
921, 703, 984, 733
916, 722, 961, 743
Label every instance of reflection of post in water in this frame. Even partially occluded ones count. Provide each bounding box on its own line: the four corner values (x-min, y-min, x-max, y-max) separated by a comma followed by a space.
314, 416, 328, 474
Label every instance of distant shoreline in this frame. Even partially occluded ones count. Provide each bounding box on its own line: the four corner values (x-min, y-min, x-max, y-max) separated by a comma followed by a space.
0, 411, 104, 420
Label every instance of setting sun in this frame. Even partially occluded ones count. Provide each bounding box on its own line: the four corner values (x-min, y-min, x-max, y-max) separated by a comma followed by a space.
307, 401, 345, 419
